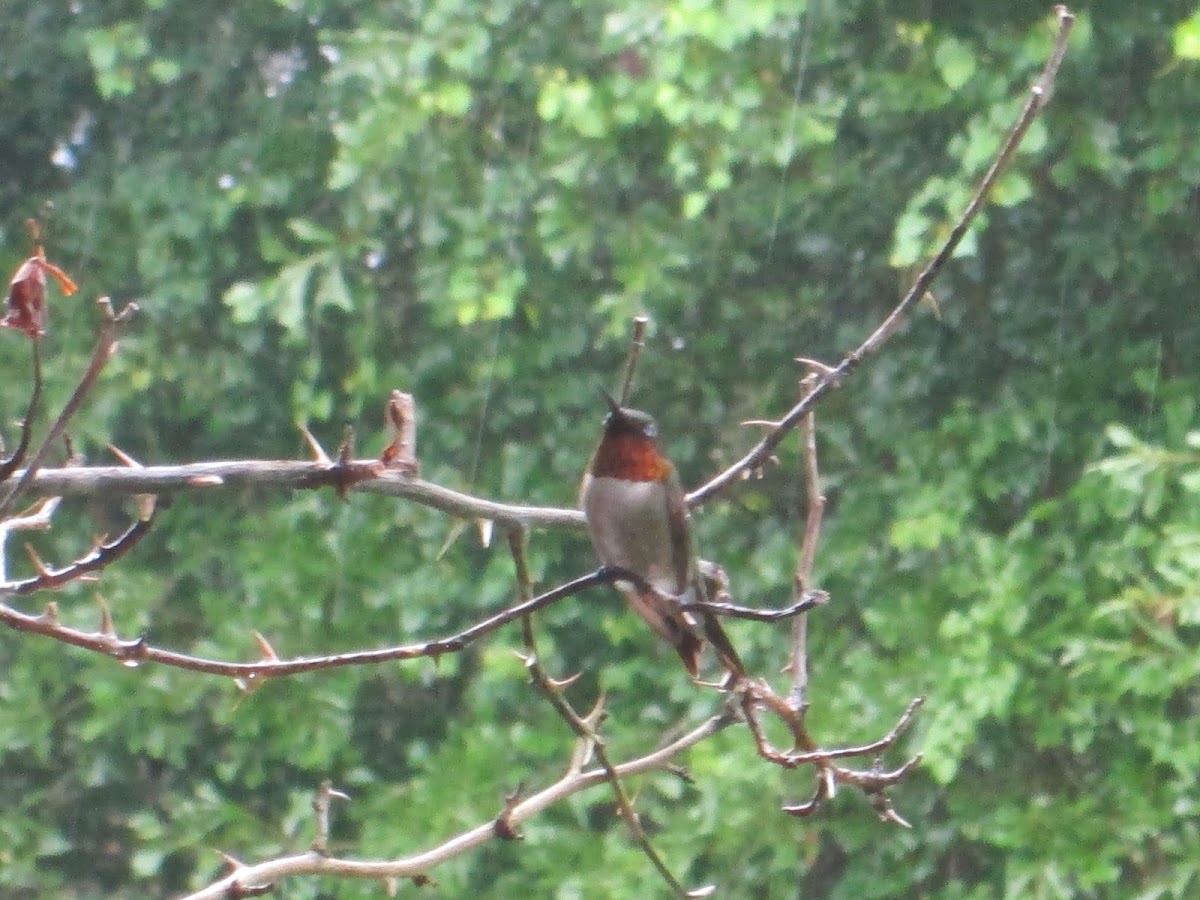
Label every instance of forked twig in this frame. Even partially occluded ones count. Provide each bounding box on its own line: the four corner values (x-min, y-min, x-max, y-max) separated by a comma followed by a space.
0, 297, 137, 520
7, 512, 158, 595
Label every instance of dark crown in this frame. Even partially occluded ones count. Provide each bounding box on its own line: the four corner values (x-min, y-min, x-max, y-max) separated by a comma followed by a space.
601, 392, 658, 440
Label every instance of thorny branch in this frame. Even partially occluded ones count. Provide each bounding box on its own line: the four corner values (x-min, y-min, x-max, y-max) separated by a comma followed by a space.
181, 713, 735, 900
0, 566, 620, 678
789, 372, 825, 710
0, 338, 42, 483
0, 297, 137, 521
688, 4, 1075, 506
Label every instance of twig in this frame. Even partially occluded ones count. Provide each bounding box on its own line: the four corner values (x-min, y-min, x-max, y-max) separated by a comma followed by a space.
0, 495, 61, 583
790, 372, 825, 710
5, 511, 158, 595
311, 780, 350, 854
380, 390, 420, 474
0, 338, 43, 483
680, 589, 827, 622
0, 566, 620, 677
687, 5, 1075, 507
618, 315, 650, 405
782, 697, 924, 767
181, 713, 734, 900
0, 297, 136, 520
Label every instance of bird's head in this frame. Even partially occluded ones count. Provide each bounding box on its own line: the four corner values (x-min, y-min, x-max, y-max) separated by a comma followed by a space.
591, 391, 669, 480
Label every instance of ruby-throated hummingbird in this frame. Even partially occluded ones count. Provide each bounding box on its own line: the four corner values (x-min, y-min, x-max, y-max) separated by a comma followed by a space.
580, 393, 744, 678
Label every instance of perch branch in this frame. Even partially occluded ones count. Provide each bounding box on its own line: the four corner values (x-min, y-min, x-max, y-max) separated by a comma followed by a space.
0, 566, 619, 679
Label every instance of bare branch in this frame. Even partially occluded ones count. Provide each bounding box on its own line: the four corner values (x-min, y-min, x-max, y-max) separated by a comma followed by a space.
380, 390, 420, 474
16, 461, 585, 530
181, 713, 733, 900
311, 780, 350, 855
2, 510, 158, 596
688, 6, 1075, 507
790, 372, 825, 709
0, 338, 43, 483
0, 297, 137, 520
619, 315, 650, 405
0, 566, 618, 678
681, 589, 827, 622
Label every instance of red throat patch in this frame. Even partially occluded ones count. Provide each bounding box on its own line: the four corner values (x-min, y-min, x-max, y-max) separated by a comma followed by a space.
590, 431, 671, 481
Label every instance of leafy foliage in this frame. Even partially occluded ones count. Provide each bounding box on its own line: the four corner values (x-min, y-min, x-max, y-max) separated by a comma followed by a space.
2, 0, 1199, 897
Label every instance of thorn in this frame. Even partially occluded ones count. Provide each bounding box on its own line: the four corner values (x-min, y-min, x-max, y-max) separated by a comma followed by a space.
871, 792, 913, 828
493, 782, 525, 840
106, 443, 142, 467
476, 518, 494, 548
822, 766, 837, 799
547, 671, 583, 692
919, 290, 942, 320
795, 357, 837, 377
512, 649, 536, 671
300, 427, 331, 464
96, 594, 115, 636
781, 799, 820, 818
337, 425, 355, 466
582, 691, 606, 728
23, 543, 51, 576
253, 631, 279, 661
666, 763, 695, 785
436, 520, 468, 560
186, 474, 225, 486
216, 850, 245, 873
40, 601, 59, 625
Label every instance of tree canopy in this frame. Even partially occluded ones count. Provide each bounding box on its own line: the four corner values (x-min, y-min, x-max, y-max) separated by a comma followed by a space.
2, 1, 1199, 897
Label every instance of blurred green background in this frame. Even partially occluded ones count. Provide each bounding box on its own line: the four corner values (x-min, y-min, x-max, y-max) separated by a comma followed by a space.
2, 1, 1199, 897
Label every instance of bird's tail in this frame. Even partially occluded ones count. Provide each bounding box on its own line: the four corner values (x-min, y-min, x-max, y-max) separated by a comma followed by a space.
623, 587, 703, 677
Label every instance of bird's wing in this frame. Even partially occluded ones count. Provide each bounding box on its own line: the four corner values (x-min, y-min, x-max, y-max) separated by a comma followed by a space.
664, 468, 693, 597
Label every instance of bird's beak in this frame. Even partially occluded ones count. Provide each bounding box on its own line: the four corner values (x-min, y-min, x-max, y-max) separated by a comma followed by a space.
600, 388, 622, 417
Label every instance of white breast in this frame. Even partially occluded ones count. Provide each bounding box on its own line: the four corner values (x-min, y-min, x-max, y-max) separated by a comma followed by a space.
580, 474, 682, 596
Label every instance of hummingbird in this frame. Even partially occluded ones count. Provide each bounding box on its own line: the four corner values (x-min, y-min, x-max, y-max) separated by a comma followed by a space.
579, 393, 744, 678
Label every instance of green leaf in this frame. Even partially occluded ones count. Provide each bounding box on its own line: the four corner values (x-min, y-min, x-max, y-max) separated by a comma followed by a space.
1174, 10, 1200, 59
934, 37, 977, 90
